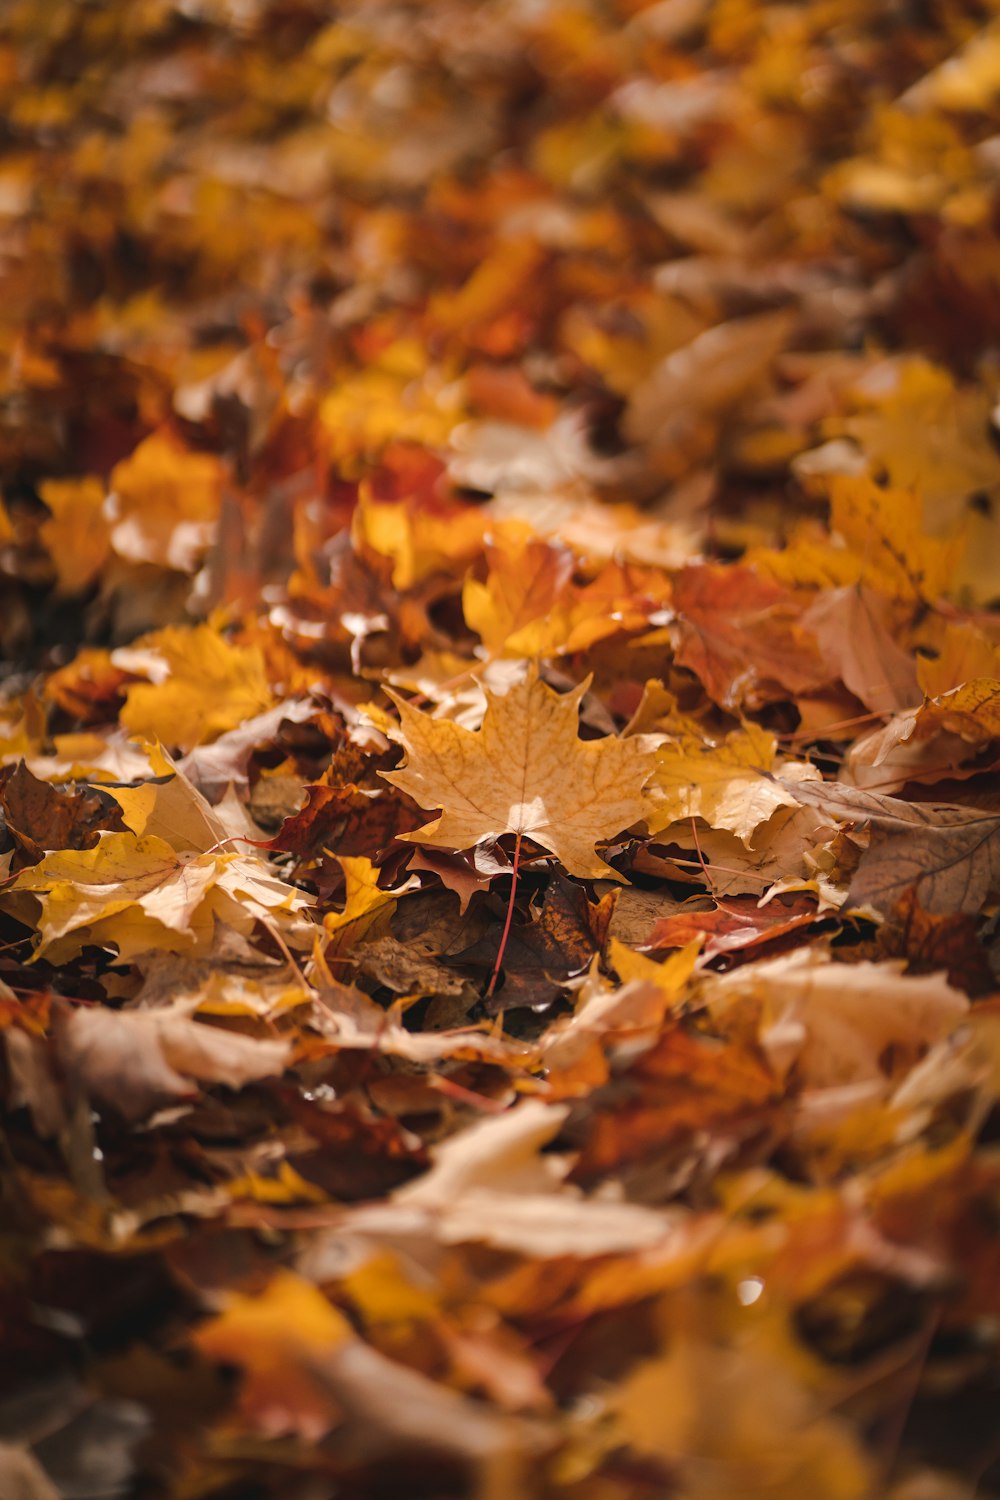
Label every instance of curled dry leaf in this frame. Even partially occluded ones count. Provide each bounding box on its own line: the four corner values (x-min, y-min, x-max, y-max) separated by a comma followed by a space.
705, 948, 968, 1089
2, 829, 311, 962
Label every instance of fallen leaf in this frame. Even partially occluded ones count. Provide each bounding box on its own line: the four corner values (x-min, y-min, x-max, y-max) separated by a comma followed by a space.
38, 475, 110, 596
382, 665, 660, 880
706, 948, 968, 1089
191, 1269, 350, 1440
646, 895, 824, 958
107, 430, 225, 573
647, 719, 803, 842
3, 829, 311, 962
117, 625, 273, 752
323, 855, 416, 957
0, 761, 124, 866
57, 998, 291, 1120
785, 778, 1000, 915
803, 586, 920, 715
670, 565, 829, 708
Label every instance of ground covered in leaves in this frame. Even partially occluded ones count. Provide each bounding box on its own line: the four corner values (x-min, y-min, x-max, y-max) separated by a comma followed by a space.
1, 1, 1000, 1497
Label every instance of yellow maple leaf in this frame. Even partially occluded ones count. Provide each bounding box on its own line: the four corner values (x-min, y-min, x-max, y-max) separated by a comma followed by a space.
824, 358, 1000, 602
323, 854, 413, 956
192, 1269, 351, 1441
917, 620, 1000, 696
750, 474, 962, 603
912, 677, 1000, 743
607, 936, 702, 1014
118, 624, 273, 751
382, 665, 660, 880
38, 475, 110, 596
5, 833, 221, 962
352, 487, 485, 591
107, 429, 225, 572
3, 828, 310, 964
318, 340, 463, 465
462, 523, 575, 658
647, 721, 801, 844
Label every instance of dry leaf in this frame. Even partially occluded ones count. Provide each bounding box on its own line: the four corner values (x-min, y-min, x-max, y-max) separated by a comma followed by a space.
117, 625, 273, 751
57, 998, 291, 1120
382, 665, 660, 880
785, 778, 1000, 915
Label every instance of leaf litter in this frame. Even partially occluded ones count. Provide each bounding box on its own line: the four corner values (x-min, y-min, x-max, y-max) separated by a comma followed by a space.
1, 1, 1000, 1498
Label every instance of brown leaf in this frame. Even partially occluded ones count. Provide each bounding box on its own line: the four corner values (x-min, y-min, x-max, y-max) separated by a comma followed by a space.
0, 761, 124, 868
672, 565, 829, 709
785, 778, 1000, 915
459, 874, 615, 1013
647, 894, 824, 958
876, 887, 995, 995
803, 586, 919, 715
56, 1000, 291, 1121
356, 933, 468, 997
269, 780, 422, 863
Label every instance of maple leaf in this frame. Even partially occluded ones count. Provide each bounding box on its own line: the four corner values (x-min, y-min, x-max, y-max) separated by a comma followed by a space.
917, 620, 1000, 696
750, 474, 963, 603
669, 565, 829, 708
2, 828, 310, 962
784, 779, 1000, 915
462, 523, 575, 659
646, 718, 805, 843
352, 487, 486, 591
116, 624, 273, 751
910, 677, 1000, 743
0, 760, 124, 866
381, 666, 660, 880
106, 429, 224, 573
645, 895, 823, 959
323, 855, 416, 957
802, 586, 919, 715
191, 1269, 351, 1440
38, 475, 110, 596
607, 936, 701, 1014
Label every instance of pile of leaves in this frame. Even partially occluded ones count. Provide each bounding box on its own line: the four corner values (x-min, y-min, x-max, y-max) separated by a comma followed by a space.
2, 0, 1000, 1496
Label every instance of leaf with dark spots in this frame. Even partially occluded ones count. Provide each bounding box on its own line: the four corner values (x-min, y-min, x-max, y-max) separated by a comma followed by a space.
355, 934, 469, 997
0, 762, 124, 868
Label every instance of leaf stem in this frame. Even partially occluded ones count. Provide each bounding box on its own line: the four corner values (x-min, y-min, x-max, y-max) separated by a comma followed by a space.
485, 829, 522, 1002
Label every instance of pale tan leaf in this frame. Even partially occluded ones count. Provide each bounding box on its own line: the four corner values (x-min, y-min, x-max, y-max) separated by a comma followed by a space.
382, 665, 659, 880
